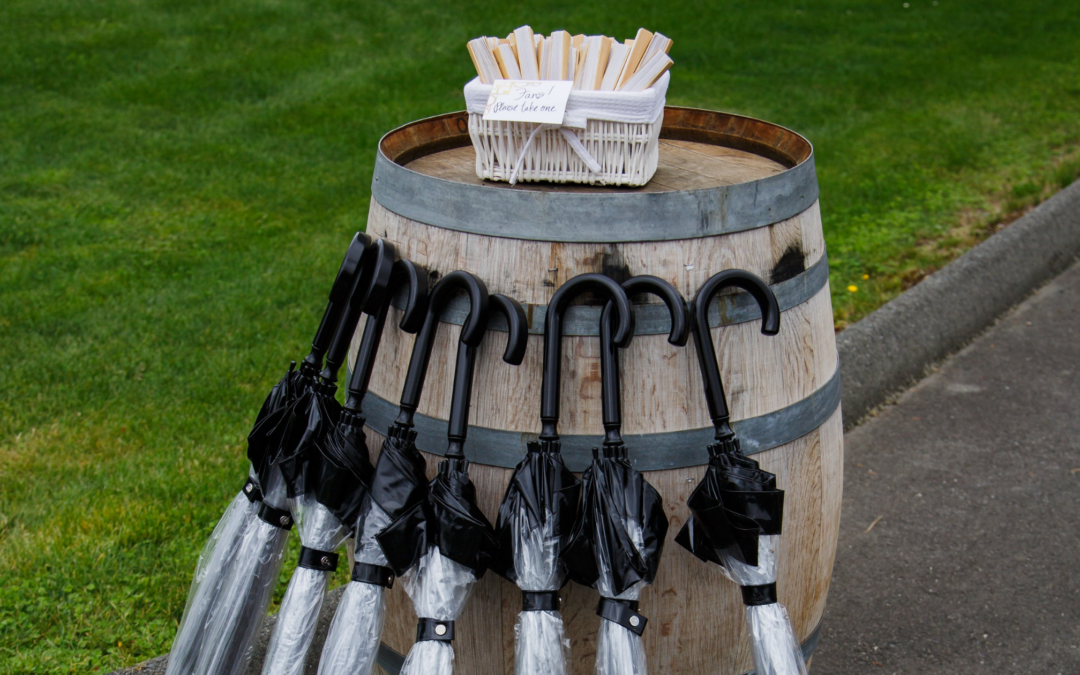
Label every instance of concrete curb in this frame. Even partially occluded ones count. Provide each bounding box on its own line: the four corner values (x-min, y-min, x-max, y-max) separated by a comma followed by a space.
837, 177, 1080, 427
110, 179, 1080, 675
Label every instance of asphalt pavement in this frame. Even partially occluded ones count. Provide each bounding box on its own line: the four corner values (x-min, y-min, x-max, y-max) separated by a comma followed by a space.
812, 260, 1080, 674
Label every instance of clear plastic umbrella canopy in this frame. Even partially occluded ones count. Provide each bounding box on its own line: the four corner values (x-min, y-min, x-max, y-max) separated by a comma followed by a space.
189, 467, 293, 675
673, 269, 806, 675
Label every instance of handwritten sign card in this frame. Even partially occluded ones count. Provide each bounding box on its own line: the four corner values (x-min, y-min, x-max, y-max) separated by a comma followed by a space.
482, 80, 574, 125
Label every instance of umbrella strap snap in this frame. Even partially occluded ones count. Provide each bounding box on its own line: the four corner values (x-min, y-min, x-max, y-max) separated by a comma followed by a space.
242, 478, 263, 503
258, 503, 293, 530
521, 591, 560, 612
352, 562, 395, 588
741, 582, 778, 606
416, 618, 455, 642
597, 598, 647, 636
298, 547, 339, 572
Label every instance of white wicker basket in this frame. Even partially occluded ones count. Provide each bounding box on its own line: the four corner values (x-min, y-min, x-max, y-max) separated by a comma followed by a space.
464, 73, 669, 187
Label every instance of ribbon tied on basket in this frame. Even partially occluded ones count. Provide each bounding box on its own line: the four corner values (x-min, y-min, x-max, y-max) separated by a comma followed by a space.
509, 124, 602, 184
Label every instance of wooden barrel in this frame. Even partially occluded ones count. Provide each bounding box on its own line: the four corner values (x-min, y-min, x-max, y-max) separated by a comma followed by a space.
351, 108, 842, 675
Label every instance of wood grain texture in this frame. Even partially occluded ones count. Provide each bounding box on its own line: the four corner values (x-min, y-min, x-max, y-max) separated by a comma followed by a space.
361, 199, 832, 435
363, 407, 843, 675
404, 140, 785, 193
366, 199, 824, 306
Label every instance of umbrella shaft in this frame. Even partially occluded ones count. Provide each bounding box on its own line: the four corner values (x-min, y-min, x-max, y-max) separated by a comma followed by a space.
346, 298, 393, 410
307, 303, 339, 367
446, 343, 477, 450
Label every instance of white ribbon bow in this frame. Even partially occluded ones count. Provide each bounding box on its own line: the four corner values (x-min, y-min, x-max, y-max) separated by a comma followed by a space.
507, 125, 603, 185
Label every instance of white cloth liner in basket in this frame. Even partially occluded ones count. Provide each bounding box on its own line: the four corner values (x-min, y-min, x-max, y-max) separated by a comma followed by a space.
464, 72, 668, 186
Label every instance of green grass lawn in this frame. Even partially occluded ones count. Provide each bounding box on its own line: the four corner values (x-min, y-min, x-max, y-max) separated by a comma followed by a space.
1, 0, 1078, 671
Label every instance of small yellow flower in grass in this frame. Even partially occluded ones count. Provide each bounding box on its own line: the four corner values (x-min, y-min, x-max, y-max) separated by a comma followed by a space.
862, 274, 870, 280
847, 285, 859, 293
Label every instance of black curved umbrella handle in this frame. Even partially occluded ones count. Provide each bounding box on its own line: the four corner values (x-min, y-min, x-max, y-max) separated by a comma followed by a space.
321, 238, 396, 382
446, 294, 528, 458
395, 271, 490, 428
304, 232, 370, 370
540, 274, 634, 442
600, 275, 689, 447
490, 294, 529, 366
691, 269, 780, 440
343, 258, 429, 412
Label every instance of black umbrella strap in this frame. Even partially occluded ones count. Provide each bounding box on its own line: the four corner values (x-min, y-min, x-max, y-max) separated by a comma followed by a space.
741, 583, 778, 606
596, 598, 647, 636
416, 618, 455, 642
522, 591, 560, 612
257, 503, 294, 530
298, 547, 339, 572
242, 478, 263, 503
352, 562, 395, 588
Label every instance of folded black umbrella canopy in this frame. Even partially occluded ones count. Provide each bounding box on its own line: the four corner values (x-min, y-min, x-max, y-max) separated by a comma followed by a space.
272, 238, 392, 497
166, 232, 368, 675
372, 271, 490, 575
245, 233, 371, 492
563, 275, 688, 675
380, 283, 528, 675
492, 273, 634, 675
673, 270, 807, 675
317, 258, 428, 675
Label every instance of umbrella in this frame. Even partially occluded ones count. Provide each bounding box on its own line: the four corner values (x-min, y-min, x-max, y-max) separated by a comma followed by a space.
319, 271, 491, 674
563, 275, 688, 675
195, 236, 386, 675
260, 239, 404, 675
316, 258, 428, 675
166, 232, 369, 675
381, 288, 528, 675
672, 270, 803, 675
194, 237, 385, 675
492, 273, 634, 675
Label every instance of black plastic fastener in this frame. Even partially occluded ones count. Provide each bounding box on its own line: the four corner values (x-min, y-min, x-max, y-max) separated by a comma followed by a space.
352, 562, 395, 588
298, 546, 339, 572
522, 591, 560, 612
416, 618, 455, 642
741, 582, 778, 606
257, 503, 293, 530
242, 478, 263, 503
596, 598, 647, 636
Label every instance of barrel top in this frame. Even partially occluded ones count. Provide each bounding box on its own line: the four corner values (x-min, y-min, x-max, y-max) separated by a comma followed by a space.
373, 107, 818, 242
405, 141, 786, 193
